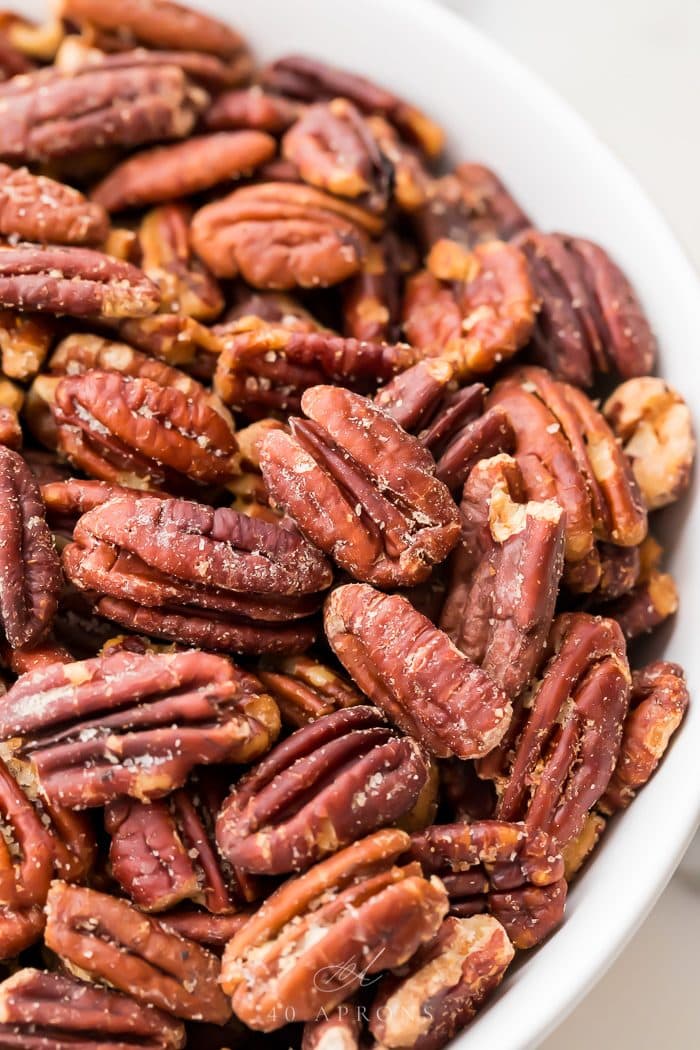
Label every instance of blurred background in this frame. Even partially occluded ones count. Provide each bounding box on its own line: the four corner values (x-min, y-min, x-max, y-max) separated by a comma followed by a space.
438, 2, 699, 1046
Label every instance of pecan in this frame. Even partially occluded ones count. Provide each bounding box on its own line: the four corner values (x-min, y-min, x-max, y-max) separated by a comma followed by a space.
0, 245, 160, 319
592, 541, 642, 601
482, 613, 631, 846
402, 241, 536, 377
62, 492, 331, 654
343, 234, 415, 343
0, 164, 108, 245
407, 821, 566, 949
158, 909, 248, 948
45, 881, 230, 1023
600, 661, 689, 813
216, 705, 430, 874
368, 915, 514, 1050
302, 1007, 362, 1050
601, 568, 679, 640
0, 62, 206, 164
561, 811, 607, 880
41, 478, 162, 531
515, 230, 657, 386
213, 321, 419, 417
0, 968, 186, 1050
0, 407, 20, 451
440, 455, 565, 697
325, 584, 512, 760
603, 376, 695, 510
0, 648, 279, 807
283, 99, 392, 213
204, 87, 301, 134
258, 654, 363, 728
118, 314, 226, 372
0, 13, 63, 62
0, 311, 54, 381
0, 37, 33, 83
92, 131, 276, 213
0, 446, 61, 650
220, 829, 448, 1029
190, 182, 382, 287
260, 385, 460, 587
452, 162, 531, 243
260, 55, 445, 157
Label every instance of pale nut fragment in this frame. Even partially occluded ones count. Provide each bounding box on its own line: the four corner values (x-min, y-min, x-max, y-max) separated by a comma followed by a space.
561, 811, 607, 881
603, 376, 695, 510
0, 311, 54, 381
302, 1006, 362, 1050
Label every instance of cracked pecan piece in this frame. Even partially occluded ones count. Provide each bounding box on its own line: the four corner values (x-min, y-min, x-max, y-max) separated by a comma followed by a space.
216, 705, 430, 874
407, 821, 566, 949
369, 914, 514, 1050
0, 245, 160, 319
45, 881, 231, 1024
0, 311, 54, 382
600, 661, 689, 814
325, 584, 511, 760
220, 829, 448, 1030
561, 811, 607, 881
0, 648, 279, 807
0, 968, 186, 1050
92, 131, 276, 213
603, 376, 695, 510
440, 455, 565, 698
0, 164, 108, 245
258, 654, 362, 728
62, 492, 331, 654
0, 446, 61, 651
260, 385, 460, 587
204, 87, 302, 134
190, 182, 381, 287
481, 613, 631, 847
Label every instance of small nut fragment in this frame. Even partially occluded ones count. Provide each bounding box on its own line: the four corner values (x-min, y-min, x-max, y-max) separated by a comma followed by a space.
0, 311, 54, 381
258, 654, 362, 728
302, 1006, 362, 1050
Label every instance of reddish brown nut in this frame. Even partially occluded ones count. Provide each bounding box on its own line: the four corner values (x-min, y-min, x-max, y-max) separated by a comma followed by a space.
204, 87, 301, 134
0, 406, 20, 451
118, 314, 226, 373
591, 541, 642, 602
0, 311, 54, 382
0, 446, 61, 651
402, 240, 536, 378
260, 54, 445, 157
0, 62, 206, 164
0, 38, 34, 83
481, 613, 631, 847
220, 829, 449, 1030
0, 163, 108, 245
407, 821, 566, 949
216, 706, 430, 874
214, 321, 419, 417
41, 478, 162, 531
452, 163, 531, 243
260, 386, 460, 587
190, 182, 381, 287
258, 654, 363, 728
600, 661, 689, 813
369, 915, 514, 1050
601, 567, 679, 640
325, 584, 511, 760
0, 968, 186, 1050
0, 245, 160, 319
92, 131, 276, 213
603, 376, 695, 510
45, 881, 231, 1024
440, 455, 565, 698
302, 1006, 362, 1050
0, 648, 279, 807
343, 233, 415, 343
158, 908, 248, 948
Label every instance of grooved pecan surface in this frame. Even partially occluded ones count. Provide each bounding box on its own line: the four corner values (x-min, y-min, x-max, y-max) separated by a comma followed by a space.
0, 164, 108, 245
325, 584, 512, 760
204, 87, 301, 134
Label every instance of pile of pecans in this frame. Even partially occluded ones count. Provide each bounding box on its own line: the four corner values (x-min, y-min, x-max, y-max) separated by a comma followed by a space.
0, 1, 692, 1048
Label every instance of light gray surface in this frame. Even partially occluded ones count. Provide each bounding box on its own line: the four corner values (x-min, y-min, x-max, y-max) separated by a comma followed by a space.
439, 2, 699, 1047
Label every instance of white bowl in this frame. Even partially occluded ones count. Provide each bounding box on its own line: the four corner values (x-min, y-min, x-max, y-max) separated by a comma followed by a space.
27, 0, 700, 1046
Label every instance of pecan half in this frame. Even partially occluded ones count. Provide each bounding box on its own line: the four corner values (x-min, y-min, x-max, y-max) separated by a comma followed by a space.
0, 164, 108, 245
260, 385, 460, 587
343, 233, 415, 343
204, 87, 302, 134
603, 376, 695, 510
220, 829, 448, 1030
407, 821, 566, 949
42, 478, 162, 532
217, 706, 429, 874
600, 661, 689, 813
440, 455, 564, 698
258, 654, 363, 728
0, 968, 186, 1050
325, 584, 512, 760
0, 311, 54, 382
190, 182, 381, 287
45, 881, 230, 1023
369, 915, 514, 1050
453, 162, 531, 243
0, 648, 279, 807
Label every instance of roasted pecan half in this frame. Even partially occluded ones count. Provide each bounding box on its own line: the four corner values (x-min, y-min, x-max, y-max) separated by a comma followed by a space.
0, 648, 279, 807
42, 477, 162, 532
0, 446, 61, 650
601, 567, 679, 641
260, 385, 460, 587
0, 968, 186, 1050
216, 706, 430, 874
407, 821, 566, 949
325, 584, 511, 759
204, 87, 302, 134
220, 829, 448, 1029
603, 376, 695, 510
258, 654, 363, 728
481, 613, 631, 846
0, 245, 160, 319
45, 881, 230, 1023
369, 915, 514, 1050
190, 182, 382, 287
440, 455, 565, 698
600, 661, 689, 813
0, 164, 108, 245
